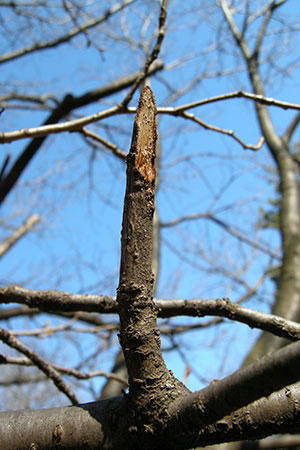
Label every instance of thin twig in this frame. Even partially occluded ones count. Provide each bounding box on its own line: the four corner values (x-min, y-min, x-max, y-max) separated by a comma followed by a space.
0, 214, 40, 258
0, 0, 136, 65
0, 327, 79, 404
81, 127, 127, 160
121, 0, 168, 107
161, 212, 279, 258
180, 110, 264, 150
0, 354, 129, 387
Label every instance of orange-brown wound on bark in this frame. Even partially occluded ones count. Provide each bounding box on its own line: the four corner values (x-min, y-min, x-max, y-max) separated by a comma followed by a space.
135, 86, 157, 182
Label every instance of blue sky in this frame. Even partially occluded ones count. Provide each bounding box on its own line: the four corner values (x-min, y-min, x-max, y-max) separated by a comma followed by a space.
0, 0, 300, 401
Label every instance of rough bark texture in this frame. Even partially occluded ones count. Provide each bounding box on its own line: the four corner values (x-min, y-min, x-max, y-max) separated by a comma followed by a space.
0, 396, 141, 450
116, 86, 188, 447
2, 83, 300, 450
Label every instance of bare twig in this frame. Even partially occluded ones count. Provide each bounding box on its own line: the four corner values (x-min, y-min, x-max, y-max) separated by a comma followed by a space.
121, 0, 168, 107
0, 214, 40, 258
159, 90, 300, 113
180, 110, 264, 150
81, 127, 127, 160
0, 0, 136, 65
0, 327, 78, 404
0, 354, 129, 387
283, 111, 300, 144
161, 212, 279, 258
11, 316, 79, 336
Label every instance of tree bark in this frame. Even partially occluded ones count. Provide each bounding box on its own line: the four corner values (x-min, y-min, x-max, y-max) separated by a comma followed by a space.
116, 86, 188, 446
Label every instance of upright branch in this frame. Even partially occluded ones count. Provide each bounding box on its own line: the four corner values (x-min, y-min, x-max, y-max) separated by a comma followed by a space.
121, 0, 168, 107
220, 0, 300, 362
116, 86, 188, 438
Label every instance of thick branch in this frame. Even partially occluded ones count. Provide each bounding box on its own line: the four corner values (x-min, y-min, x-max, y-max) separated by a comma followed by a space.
168, 341, 300, 448
194, 383, 300, 447
2, 286, 300, 341
116, 86, 188, 441
0, 383, 299, 449
0, 397, 127, 450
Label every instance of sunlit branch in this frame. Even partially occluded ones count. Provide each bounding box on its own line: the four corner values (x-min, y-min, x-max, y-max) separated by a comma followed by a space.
160, 90, 300, 113
170, 343, 300, 446
2, 90, 300, 148
1, 286, 300, 341
81, 127, 127, 161
180, 110, 264, 150
0, 214, 40, 258
0, 105, 122, 143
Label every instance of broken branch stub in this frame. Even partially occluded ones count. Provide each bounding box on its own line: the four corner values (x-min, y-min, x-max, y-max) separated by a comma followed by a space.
135, 86, 157, 183
116, 87, 188, 426
118, 87, 158, 288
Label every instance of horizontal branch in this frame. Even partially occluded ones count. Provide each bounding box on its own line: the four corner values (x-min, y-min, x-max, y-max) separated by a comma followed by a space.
0, 397, 122, 449
163, 89, 300, 113
0, 354, 128, 387
1, 286, 300, 341
0, 104, 263, 152
0, 105, 123, 143
0, 369, 299, 448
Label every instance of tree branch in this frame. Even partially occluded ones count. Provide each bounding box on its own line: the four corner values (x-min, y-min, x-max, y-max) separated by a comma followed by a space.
80, 127, 127, 161
283, 111, 300, 144
168, 341, 300, 448
0, 327, 78, 404
1, 285, 300, 341
0, 354, 128, 387
0, 59, 163, 204
116, 85, 188, 432
161, 212, 279, 258
121, 0, 168, 107
0, 214, 40, 258
0, 0, 136, 65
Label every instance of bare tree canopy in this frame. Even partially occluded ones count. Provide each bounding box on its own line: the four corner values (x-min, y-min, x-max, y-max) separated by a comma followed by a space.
1, 0, 300, 448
